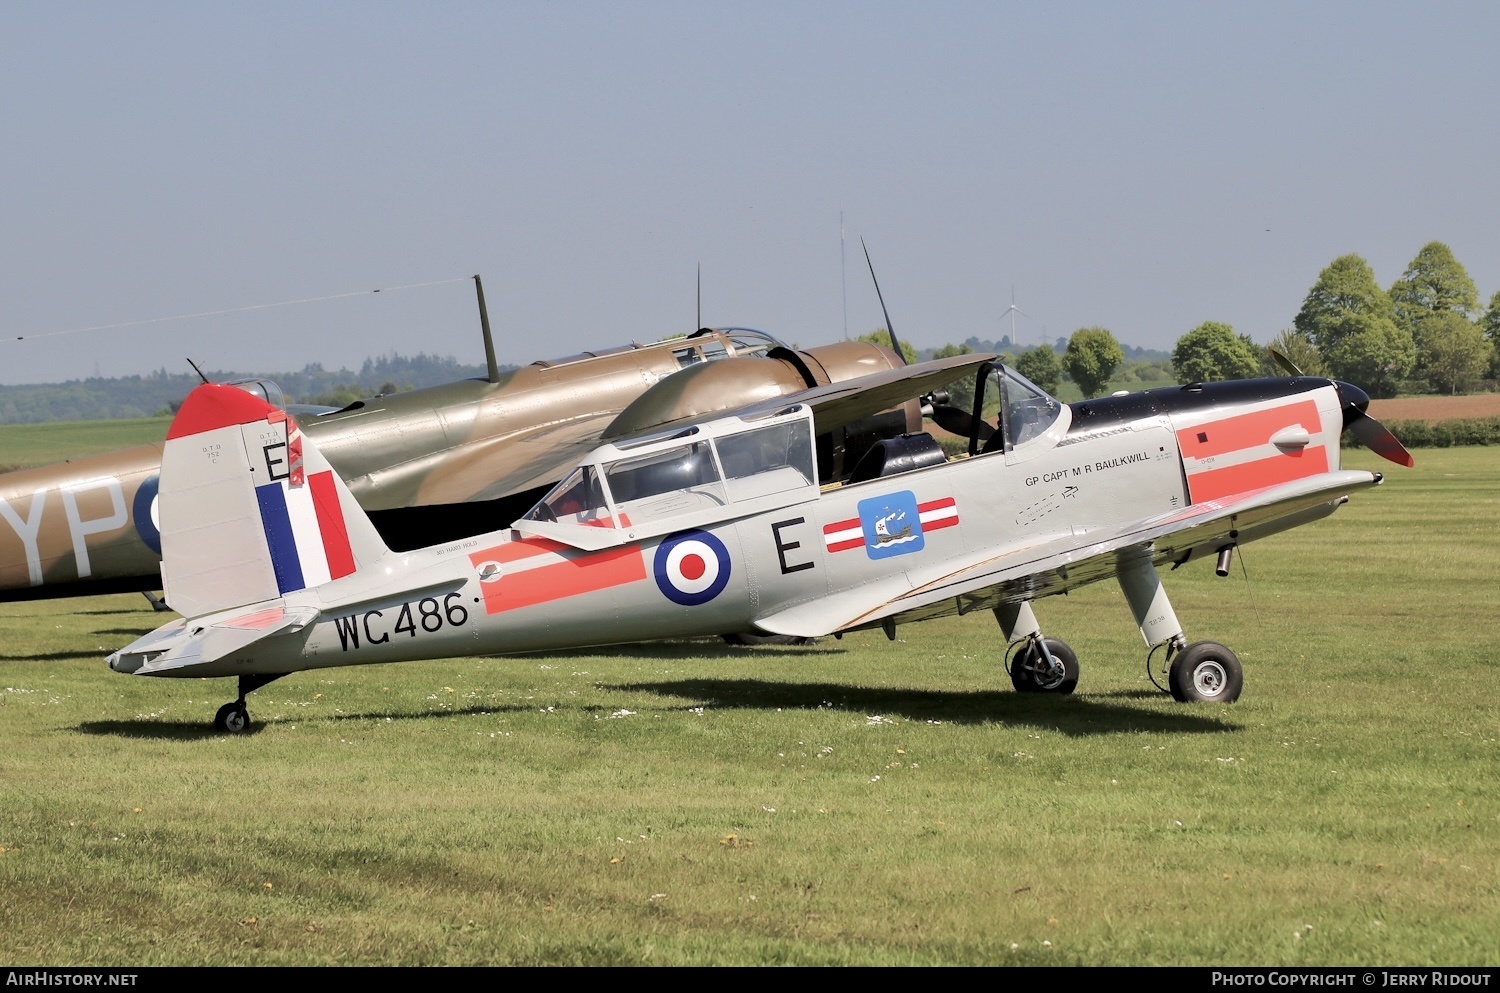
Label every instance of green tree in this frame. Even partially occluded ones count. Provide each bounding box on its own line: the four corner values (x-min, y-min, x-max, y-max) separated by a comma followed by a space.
1293, 254, 1393, 352
1170, 321, 1261, 384
1319, 311, 1415, 398
857, 329, 917, 364
1014, 345, 1062, 395
1414, 311, 1489, 395
932, 342, 976, 411
1389, 241, 1479, 333
1265, 329, 1326, 377
1482, 291, 1500, 380
1481, 290, 1500, 348
1062, 327, 1123, 398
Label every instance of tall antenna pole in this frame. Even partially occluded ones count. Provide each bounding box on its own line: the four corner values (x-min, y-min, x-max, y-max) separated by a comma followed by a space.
840, 210, 848, 339
697, 263, 702, 331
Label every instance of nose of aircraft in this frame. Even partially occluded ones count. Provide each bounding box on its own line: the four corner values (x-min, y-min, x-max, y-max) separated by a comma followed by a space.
1333, 380, 1415, 468
1333, 380, 1371, 422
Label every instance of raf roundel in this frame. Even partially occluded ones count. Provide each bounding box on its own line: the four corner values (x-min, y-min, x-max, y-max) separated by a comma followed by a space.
132, 474, 162, 554
654, 529, 731, 606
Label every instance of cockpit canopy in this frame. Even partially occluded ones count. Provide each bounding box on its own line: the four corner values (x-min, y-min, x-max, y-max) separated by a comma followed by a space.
532, 327, 785, 370
519, 403, 816, 550
994, 365, 1063, 451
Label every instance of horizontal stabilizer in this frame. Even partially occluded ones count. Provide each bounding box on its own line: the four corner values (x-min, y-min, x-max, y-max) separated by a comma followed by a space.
109, 603, 319, 676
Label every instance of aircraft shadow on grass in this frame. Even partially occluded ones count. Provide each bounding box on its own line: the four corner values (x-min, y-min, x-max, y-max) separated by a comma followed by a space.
1, 649, 108, 663
608, 677, 1237, 735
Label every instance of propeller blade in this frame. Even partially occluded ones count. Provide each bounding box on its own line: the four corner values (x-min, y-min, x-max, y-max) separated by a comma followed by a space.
928, 403, 995, 442
1267, 346, 1303, 377
860, 238, 906, 365
1349, 412, 1415, 468
1334, 379, 1414, 467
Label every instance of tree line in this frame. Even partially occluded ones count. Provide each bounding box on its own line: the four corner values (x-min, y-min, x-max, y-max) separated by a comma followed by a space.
1169, 241, 1495, 398
889, 240, 1497, 401
0, 353, 500, 424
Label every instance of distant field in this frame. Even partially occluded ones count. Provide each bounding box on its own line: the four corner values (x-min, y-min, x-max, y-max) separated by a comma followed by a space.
0, 416, 169, 471
1369, 394, 1500, 423
0, 448, 1495, 965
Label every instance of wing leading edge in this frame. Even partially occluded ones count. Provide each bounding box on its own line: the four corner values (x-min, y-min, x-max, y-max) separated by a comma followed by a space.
754, 469, 1383, 638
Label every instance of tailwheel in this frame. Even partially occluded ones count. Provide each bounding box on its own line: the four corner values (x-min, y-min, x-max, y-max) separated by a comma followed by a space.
214, 701, 251, 734
1009, 637, 1079, 695
1168, 642, 1243, 703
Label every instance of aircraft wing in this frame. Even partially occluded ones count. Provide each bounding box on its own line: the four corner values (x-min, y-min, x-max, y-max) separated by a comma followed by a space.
403, 356, 995, 506
754, 469, 1383, 638
767, 353, 995, 436
410, 411, 621, 505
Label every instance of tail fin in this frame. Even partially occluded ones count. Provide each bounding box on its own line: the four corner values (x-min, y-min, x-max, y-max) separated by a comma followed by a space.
158, 383, 389, 618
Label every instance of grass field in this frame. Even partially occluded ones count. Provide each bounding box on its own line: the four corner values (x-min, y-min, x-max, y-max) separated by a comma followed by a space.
1, 449, 1497, 965
0, 416, 168, 472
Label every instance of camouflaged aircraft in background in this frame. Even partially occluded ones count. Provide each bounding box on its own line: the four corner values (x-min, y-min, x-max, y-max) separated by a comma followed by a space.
1, 315, 923, 603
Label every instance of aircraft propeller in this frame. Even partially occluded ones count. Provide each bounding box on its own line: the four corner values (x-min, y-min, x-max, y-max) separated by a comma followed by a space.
1335, 380, 1415, 468
1267, 346, 1413, 468
923, 389, 996, 442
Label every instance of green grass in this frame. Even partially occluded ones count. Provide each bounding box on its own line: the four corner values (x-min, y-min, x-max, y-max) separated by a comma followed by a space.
0, 416, 169, 471
0, 449, 1496, 965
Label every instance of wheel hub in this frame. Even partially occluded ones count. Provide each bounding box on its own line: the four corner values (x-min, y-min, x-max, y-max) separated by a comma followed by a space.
1192, 660, 1226, 697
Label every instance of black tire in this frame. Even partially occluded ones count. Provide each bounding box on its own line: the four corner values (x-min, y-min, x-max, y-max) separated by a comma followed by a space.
1009, 637, 1079, 694
214, 702, 250, 734
1168, 642, 1243, 703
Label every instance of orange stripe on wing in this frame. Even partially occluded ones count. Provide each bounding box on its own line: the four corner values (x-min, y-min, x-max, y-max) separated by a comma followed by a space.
1186, 447, 1329, 503
1176, 400, 1321, 460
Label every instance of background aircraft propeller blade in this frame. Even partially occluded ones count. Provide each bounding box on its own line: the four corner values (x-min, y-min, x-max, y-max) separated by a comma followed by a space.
927, 400, 995, 441
860, 238, 907, 366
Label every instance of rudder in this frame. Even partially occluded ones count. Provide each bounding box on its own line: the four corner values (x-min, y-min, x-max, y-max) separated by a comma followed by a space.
159, 383, 388, 618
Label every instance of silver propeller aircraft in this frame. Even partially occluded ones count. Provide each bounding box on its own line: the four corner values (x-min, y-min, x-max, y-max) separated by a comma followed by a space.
107, 354, 1413, 732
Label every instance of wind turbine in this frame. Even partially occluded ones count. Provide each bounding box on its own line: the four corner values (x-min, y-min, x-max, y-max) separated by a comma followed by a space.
998, 286, 1032, 347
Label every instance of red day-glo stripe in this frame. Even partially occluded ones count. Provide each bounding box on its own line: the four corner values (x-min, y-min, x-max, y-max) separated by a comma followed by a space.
219, 607, 287, 630
1176, 400, 1321, 461
166, 384, 281, 440
1186, 447, 1329, 503
470, 544, 646, 614
307, 470, 356, 579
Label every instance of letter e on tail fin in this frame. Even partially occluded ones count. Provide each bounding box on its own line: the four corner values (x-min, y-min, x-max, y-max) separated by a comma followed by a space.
159, 384, 388, 618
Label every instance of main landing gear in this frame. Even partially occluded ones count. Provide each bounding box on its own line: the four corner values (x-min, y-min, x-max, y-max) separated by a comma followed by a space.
1119, 549, 1242, 704
994, 602, 1078, 696
993, 550, 1244, 704
212, 674, 285, 733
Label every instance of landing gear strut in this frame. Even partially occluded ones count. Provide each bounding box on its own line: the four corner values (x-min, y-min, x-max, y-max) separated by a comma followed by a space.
212, 674, 285, 733
1119, 550, 1242, 704
994, 602, 1079, 695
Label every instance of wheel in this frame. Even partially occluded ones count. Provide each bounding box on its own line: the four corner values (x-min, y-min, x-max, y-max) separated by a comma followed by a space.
1009, 637, 1079, 694
214, 701, 250, 733
1168, 642, 1243, 703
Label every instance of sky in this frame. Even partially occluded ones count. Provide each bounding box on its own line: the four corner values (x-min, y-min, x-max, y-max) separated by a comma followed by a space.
2, 1, 1497, 385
